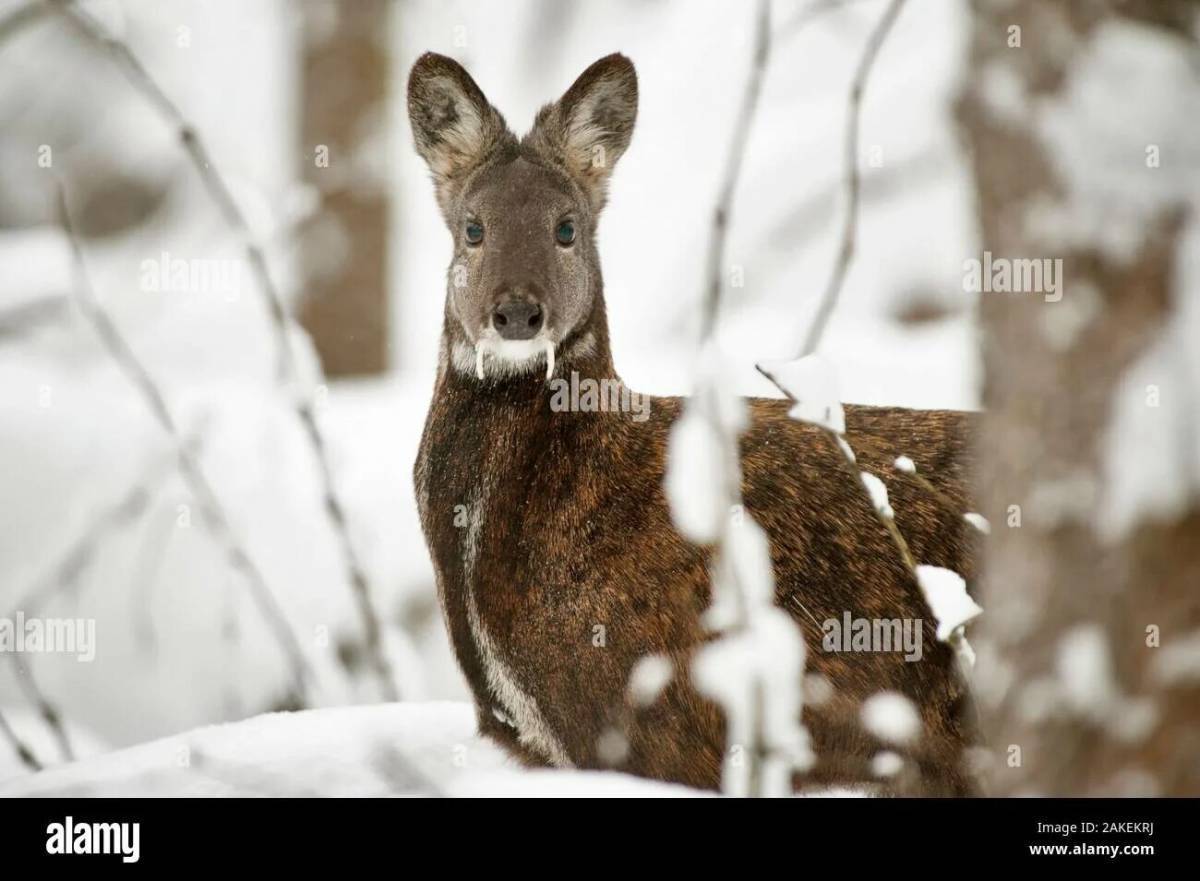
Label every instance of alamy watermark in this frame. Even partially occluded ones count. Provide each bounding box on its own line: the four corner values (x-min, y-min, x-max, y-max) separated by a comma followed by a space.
139, 250, 244, 298
963, 251, 1063, 302
822, 612, 923, 662
0, 612, 95, 662
549, 371, 650, 422
46, 817, 139, 863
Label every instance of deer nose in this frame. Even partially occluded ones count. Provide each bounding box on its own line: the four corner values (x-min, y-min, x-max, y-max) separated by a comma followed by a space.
492, 301, 544, 340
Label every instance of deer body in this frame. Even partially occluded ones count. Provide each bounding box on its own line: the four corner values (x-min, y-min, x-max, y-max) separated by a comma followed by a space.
409, 53, 977, 793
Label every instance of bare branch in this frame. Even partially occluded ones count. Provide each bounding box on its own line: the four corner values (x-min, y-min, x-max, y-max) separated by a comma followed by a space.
0, 1, 45, 44
55, 182, 316, 704
795, 0, 907, 358
8, 656, 74, 761
778, 0, 882, 43
45, 0, 400, 701
10, 458, 174, 621
0, 296, 69, 342
699, 0, 771, 341
0, 705, 43, 773
751, 0, 926, 576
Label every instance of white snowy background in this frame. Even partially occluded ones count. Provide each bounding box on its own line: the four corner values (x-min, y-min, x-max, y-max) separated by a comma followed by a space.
0, 0, 980, 794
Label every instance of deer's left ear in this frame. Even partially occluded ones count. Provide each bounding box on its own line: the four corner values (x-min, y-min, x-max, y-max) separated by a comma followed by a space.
527, 54, 638, 212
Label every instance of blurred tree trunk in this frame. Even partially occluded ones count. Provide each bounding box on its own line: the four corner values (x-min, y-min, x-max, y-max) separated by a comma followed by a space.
957, 0, 1200, 795
297, 0, 390, 376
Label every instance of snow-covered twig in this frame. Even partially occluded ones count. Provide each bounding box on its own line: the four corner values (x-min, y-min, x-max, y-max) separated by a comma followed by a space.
44, 0, 400, 702
56, 183, 316, 706
751, 0, 939, 584
0, 706, 42, 773
667, 1, 814, 798
755, 0, 981, 677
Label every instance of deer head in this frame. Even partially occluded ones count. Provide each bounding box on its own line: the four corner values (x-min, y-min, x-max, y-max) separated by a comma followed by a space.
407, 52, 638, 380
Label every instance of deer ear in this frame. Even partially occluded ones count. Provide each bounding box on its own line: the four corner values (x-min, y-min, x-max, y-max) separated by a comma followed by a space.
527, 54, 638, 211
407, 52, 512, 213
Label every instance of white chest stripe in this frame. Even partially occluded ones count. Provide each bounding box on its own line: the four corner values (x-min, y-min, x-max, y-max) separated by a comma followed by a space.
463, 492, 574, 768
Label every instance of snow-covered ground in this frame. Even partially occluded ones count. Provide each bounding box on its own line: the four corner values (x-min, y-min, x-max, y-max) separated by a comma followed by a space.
0, 702, 711, 797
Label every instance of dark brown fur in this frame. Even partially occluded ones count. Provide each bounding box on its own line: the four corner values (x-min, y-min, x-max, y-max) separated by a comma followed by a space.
409, 52, 978, 794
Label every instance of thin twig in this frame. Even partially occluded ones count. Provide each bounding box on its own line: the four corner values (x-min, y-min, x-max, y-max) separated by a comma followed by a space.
0, 0, 45, 44
692, 0, 778, 798
825, 432, 918, 570
8, 657, 73, 761
0, 704, 43, 773
56, 182, 315, 704
10, 457, 175, 621
45, 0, 400, 701
2, 457, 175, 763
751, 0, 919, 581
130, 504, 177, 654
778, 0, 881, 42
777, 0, 908, 360
0, 296, 68, 342
699, 0, 771, 341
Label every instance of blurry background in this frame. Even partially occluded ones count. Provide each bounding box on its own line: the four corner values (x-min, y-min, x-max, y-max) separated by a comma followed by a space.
0, 0, 981, 774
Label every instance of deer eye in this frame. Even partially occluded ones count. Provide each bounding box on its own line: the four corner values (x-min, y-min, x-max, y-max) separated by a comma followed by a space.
555, 220, 576, 246
465, 221, 484, 245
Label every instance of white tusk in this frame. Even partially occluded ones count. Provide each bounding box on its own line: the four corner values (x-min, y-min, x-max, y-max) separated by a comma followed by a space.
544, 339, 555, 381
475, 344, 485, 380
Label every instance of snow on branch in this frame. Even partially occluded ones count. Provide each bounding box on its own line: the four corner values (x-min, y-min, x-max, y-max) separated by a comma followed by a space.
752, 0, 985, 674
42, 0, 400, 702
664, 0, 814, 798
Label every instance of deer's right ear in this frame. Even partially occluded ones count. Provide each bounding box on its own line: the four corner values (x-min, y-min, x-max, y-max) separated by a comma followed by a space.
407, 53, 511, 213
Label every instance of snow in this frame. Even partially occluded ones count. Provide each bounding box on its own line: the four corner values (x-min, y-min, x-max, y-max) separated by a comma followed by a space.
859, 471, 894, 519
691, 606, 814, 797
0, 702, 698, 797
1046, 626, 1161, 743
628, 653, 673, 707
963, 512, 991, 535
0, 701, 877, 797
860, 692, 920, 745
663, 407, 727, 544
1097, 262, 1200, 539
871, 750, 904, 778
758, 354, 845, 433
1055, 625, 1117, 716
914, 565, 983, 642
1150, 630, 1200, 687
1031, 21, 1200, 265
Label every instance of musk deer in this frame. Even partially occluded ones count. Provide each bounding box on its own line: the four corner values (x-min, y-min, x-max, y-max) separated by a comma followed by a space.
409, 52, 979, 794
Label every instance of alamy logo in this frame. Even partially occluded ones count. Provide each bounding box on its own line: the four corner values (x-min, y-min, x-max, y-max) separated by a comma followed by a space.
0, 612, 95, 662
139, 249, 243, 297
963, 250, 1063, 302
548, 371, 650, 422
46, 817, 140, 863
822, 612, 923, 662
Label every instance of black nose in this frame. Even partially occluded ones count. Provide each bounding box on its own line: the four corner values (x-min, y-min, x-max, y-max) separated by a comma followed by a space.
492, 301, 544, 340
